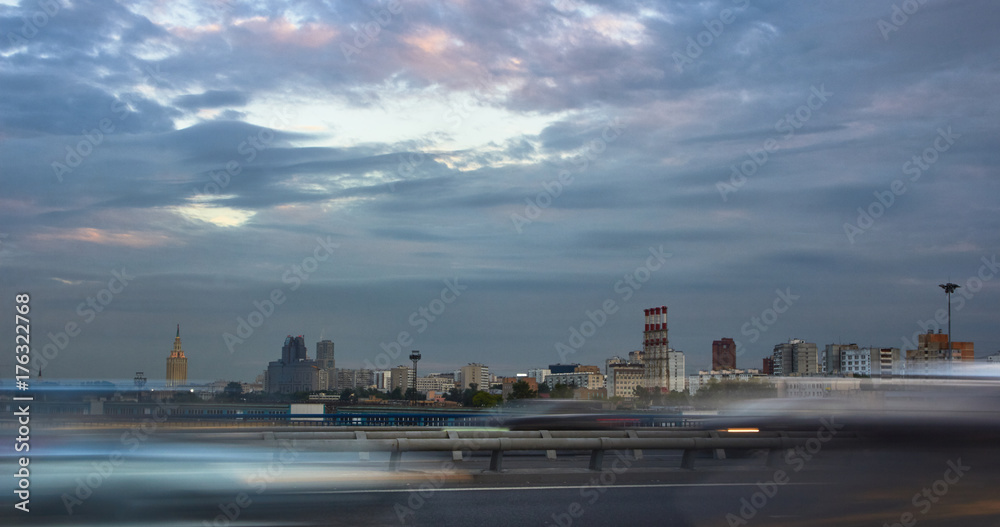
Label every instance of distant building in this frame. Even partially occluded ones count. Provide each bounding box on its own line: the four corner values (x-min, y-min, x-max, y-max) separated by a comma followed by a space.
712, 338, 737, 370
607, 360, 644, 399
500, 376, 538, 399
459, 363, 490, 391
772, 377, 863, 398
316, 340, 335, 390
771, 339, 819, 376
762, 357, 774, 375
390, 365, 413, 393
373, 370, 392, 390
667, 350, 686, 392
166, 324, 188, 387
905, 330, 974, 375
335, 369, 374, 390
266, 335, 322, 394
548, 364, 580, 374
641, 306, 670, 392
545, 371, 605, 391
824, 344, 859, 375
837, 347, 901, 377
527, 368, 550, 383
687, 369, 765, 396
416, 375, 455, 394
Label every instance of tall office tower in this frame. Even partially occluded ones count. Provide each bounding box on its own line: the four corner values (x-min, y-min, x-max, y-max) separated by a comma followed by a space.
667, 350, 686, 392
641, 306, 670, 392
266, 335, 321, 393
824, 343, 859, 375
712, 338, 737, 370
771, 338, 819, 376
316, 340, 335, 389
166, 324, 188, 387
460, 363, 490, 390
281, 335, 308, 363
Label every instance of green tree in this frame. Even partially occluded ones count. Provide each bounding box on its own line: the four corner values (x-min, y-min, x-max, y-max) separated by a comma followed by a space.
472, 391, 502, 407
389, 386, 404, 400
508, 380, 537, 400
223, 381, 243, 400
550, 383, 574, 399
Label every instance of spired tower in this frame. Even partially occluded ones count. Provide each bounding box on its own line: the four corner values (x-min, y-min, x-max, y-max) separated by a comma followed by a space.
166, 324, 188, 387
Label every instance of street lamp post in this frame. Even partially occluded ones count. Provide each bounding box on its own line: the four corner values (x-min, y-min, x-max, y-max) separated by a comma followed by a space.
939, 283, 960, 360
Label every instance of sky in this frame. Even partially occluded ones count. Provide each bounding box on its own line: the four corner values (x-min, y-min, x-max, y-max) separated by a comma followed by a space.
1, 0, 998, 385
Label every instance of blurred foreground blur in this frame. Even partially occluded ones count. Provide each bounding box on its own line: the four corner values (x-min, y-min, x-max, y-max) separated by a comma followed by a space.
5, 378, 1000, 525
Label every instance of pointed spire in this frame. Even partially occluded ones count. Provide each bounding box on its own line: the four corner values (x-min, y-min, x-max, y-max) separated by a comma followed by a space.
176, 324, 180, 338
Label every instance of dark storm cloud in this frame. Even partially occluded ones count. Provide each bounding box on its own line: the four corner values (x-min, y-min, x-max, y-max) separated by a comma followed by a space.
173, 90, 249, 110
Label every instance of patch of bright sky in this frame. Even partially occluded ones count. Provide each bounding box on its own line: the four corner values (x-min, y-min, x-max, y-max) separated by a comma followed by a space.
169, 203, 255, 228
229, 83, 569, 156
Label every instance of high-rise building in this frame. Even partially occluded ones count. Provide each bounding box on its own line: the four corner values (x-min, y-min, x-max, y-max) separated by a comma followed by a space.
904, 330, 974, 375
316, 340, 335, 389
335, 368, 374, 390
771, 339, 819, 376
641, 306, 670, 392
166, 324, 188, 387
762, 357, 774, 375
390, 365, 413, 393
712, 338, 737, 370
667, 350, 686, 392
824, 344, 859, 375
266, 335, 322, 394
460, 363, 490, 390
839, 347, 901, 377
607, 359, 644, 399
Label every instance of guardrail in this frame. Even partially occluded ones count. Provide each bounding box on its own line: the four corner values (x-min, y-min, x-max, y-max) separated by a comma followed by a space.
232, 429, 840, 472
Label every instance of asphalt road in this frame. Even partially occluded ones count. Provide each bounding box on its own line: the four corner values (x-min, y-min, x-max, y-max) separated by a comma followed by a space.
5, 430, 1000, 526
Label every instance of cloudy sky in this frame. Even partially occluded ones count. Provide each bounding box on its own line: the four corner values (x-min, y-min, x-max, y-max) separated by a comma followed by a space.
2, 0, 998, 385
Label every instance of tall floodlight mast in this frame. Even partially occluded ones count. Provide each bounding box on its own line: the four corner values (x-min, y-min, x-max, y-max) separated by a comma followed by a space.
939, 283, 960, 361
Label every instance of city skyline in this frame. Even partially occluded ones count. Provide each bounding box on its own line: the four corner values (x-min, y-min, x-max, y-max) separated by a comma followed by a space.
2, 1, 999, 383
